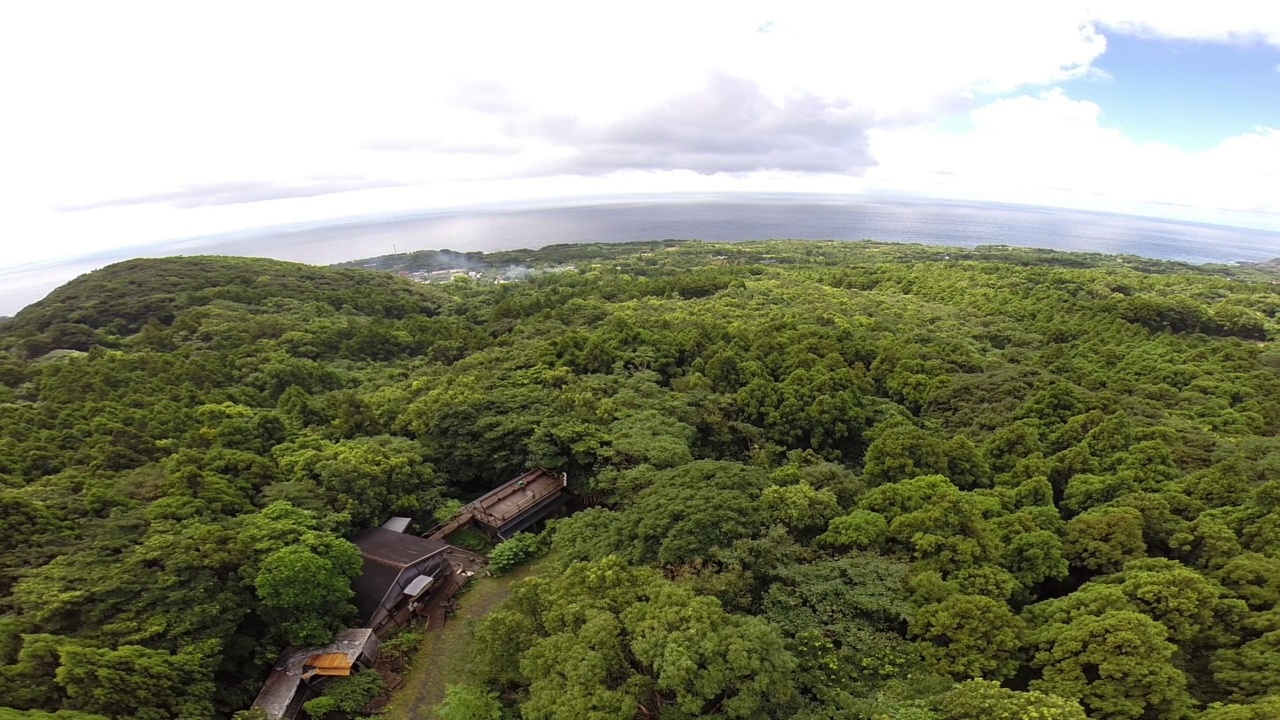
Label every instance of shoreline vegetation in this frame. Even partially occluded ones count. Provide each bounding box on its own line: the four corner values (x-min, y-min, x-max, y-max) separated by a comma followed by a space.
1, 239, 1278, 719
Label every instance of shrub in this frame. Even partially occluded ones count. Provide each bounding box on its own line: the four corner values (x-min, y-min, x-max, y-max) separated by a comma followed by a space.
301, 670, 385, 719
488, 532, 550, 576
437, 683, 503, 720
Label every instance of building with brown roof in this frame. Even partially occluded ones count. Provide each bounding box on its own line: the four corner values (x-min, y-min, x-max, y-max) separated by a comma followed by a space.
427, 468, 569, 542
349, 527, 453, 635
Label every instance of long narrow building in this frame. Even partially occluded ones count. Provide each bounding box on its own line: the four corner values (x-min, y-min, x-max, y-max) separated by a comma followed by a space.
428, 468, 569, 541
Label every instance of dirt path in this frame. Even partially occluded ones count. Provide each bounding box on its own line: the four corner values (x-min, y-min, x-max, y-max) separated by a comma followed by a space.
382, 557, 551, 720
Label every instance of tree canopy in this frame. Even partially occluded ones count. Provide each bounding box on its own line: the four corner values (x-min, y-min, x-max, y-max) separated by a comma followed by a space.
1, 241, 1278, 718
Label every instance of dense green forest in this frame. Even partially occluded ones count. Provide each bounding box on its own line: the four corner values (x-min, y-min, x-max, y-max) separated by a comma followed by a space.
2, 240, 1280, 720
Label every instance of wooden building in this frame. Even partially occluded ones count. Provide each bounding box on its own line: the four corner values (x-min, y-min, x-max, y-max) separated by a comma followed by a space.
350, 527, 453, 636
250, 628, 380, 720
428, 468, 569, 542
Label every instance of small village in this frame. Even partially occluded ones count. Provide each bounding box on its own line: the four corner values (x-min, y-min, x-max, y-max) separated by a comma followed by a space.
249, 469, 571, 720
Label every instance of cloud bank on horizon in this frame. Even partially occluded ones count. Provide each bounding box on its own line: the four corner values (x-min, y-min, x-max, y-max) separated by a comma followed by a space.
1, 1, 1279, 269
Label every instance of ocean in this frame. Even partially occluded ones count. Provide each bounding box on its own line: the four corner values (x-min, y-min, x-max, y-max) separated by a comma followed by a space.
4, 195, 1280, 315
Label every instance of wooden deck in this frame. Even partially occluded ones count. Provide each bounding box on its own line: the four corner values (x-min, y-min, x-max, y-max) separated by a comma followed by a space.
427, 469, 568, 541
476, 470, 564, 523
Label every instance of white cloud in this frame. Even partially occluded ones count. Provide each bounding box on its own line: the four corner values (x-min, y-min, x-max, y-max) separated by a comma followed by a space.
1091, 2, 1280, 45
865, 90, 1280, 227
0, 1, 1279, 270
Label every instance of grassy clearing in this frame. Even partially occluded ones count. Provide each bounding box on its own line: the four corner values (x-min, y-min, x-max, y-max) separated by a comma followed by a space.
381, 555, 555, 720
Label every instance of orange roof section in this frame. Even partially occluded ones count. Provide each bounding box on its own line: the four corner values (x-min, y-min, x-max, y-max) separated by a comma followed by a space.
306, 652, 355, 670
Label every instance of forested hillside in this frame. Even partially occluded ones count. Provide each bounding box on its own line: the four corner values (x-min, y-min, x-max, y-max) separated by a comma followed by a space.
2, 241, 1279, 720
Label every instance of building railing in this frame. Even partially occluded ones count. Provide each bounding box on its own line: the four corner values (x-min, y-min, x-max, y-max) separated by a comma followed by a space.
423, 470, 569, 541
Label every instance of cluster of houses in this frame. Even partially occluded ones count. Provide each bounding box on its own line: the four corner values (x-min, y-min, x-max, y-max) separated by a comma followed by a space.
250, 469, 569, 720
398, 268, 485, 283
388, 264, 576, 286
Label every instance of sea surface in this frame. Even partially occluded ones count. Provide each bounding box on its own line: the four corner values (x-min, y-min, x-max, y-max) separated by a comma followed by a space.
4, 195, 1280, 315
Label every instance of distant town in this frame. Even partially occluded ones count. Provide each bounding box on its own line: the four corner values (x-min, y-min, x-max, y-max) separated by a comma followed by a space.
338, 247, 578, 285
371, 263, 576, 285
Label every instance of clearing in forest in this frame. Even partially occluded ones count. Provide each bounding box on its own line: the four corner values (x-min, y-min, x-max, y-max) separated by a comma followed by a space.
382, 555, 554, 720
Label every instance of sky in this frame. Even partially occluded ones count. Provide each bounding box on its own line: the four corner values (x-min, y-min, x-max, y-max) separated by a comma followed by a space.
1, 1, 1279, 271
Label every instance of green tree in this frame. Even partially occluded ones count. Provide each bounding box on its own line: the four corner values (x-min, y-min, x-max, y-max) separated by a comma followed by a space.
1003, 529, 1070, 590
9, 239, 1280, 718
1082, 413, 1136, 467
862, 425, 949, 487
762, 554, 916, 690
1109, 558, 1239, 647
1031, 610, 1192, 720
0, 710, 111, 720
606, 409, 695, 469
984, 421, 1044, 475
0, 634, 87, 711
1019, 384, 1087, 427
1180, 460, 1253, 509
1197, 696, 1280, 719
1212, 630, 1280, 703
478, 556, 798, 720
1110, 491, 1191, 555
816, 509, 889, 551
1172, 513, 1244, 571
759, 482, 841, 536
273, 435, 442, 531
1065, 506, 1146, 575
1214, 553, 1280, 611
910, 595, 1026, 680
433, 498, 465, 525
945, 436, 991, 490
889, 489, 1002, 572
950, 566, 1020, 603
860, 475, 959, 521
1062, 473, 1138, 515
611, 461, 767, 567
55, 644, 216, 720
488, 532, 550, 576
937, 679, 1087, 720
254, 544, 359, 646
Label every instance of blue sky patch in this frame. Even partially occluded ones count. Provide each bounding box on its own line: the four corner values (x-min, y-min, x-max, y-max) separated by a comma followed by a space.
1065, 33, 1280, 151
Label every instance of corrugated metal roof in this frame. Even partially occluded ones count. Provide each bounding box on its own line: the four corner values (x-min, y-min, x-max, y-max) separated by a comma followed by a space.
381, 517, 412, 533
403, 575, 434, 597
249, 668, 303, 720
251, 628, 379, 720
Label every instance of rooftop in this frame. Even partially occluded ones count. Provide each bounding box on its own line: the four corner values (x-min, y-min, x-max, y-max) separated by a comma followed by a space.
380, 516, 412, 533
350, 528, 449, 625
351, 528, 448, 567
251, 628, 379, 719
473, 468, 565, 525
